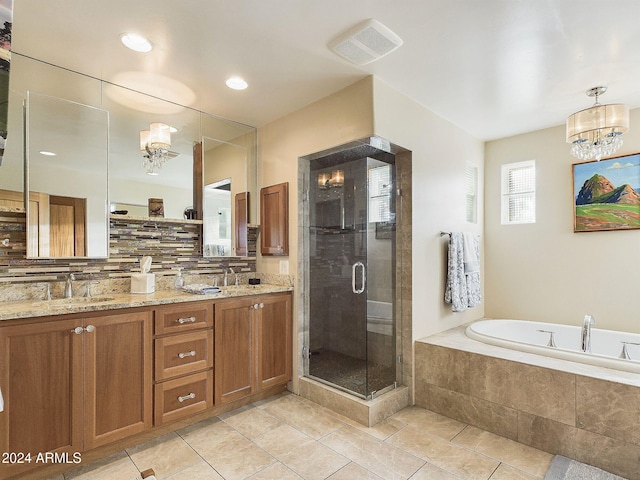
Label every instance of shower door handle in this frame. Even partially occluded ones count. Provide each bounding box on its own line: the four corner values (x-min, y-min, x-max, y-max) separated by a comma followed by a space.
352, 261, 366, 294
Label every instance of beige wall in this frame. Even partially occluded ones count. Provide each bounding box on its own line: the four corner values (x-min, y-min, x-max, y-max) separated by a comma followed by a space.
485, 107, 640, 333
372, 77, 485, 341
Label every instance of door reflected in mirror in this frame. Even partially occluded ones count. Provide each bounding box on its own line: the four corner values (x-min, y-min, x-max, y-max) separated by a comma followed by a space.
26, 92, 109, 258
204, 179, 232, 256
202, 136, 248, 257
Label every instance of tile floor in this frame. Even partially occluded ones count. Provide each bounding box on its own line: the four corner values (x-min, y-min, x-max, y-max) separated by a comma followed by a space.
49, 392, 554, 480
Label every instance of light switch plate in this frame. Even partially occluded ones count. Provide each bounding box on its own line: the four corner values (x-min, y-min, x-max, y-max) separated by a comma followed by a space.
279, 260, 289, 275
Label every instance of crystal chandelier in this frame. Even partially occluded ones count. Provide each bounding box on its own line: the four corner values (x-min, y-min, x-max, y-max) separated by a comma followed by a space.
566, 86, 629, 161
139, 122, 172, 175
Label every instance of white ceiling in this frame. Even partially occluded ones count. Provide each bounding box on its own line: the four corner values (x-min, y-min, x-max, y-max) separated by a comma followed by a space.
11, 0, 640, 141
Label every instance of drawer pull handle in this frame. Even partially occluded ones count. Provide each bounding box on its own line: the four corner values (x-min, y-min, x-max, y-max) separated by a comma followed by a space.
178, 392, 196, 403
178, 350, 196, 359
177, 316, 196, 324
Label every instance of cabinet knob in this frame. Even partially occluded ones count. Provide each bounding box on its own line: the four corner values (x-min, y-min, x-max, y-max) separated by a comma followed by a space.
72, 325, 95, 334
259, 303, 264, 309
253, 304, 259, 309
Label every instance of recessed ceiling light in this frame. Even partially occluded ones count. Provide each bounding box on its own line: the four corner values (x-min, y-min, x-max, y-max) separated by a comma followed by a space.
39, 151, 56, 156
120, 33, 153, 53
226, 77, 248, 90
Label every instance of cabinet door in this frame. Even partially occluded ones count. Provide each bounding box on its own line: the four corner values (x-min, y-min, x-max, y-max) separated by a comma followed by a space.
260, 182, 288, 255
214, 298, 255, 404
83, 310, 153, 449
235, 191, 248, 256
0, 319, 83, 479
256, 293, 292, 390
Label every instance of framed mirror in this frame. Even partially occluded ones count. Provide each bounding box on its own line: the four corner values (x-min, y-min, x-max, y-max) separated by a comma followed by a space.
25, 91, 109, 258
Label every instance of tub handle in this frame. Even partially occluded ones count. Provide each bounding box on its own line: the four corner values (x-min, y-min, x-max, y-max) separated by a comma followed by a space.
619, 341, 640, 360
537, 329, 556, 348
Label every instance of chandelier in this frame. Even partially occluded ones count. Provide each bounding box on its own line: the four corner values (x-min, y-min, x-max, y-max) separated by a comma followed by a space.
566, 86, 629, 161
317, 170, 344, 189
140, 122, 172, 175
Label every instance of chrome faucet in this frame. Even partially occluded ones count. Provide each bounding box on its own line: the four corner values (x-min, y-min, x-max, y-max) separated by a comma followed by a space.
64, 274, 75, 298
581, 314, 595, 352
223, 267, 234, 287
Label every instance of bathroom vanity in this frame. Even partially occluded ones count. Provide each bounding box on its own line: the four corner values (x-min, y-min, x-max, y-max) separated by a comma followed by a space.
0, 287, 292, 479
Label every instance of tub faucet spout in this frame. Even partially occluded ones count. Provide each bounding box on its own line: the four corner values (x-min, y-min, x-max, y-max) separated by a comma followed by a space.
581, 314, 595, 353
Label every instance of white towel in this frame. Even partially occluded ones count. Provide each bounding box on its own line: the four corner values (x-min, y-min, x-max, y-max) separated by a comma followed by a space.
463, 233, 482, 308
444, 232, 467, 312
444, 232, 482, 312
463, 232, 480, 274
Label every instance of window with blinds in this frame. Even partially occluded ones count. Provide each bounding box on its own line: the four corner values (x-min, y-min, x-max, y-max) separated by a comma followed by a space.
466, 163, 478, 224
369, 164, 393, 223
501, 160, 536, 224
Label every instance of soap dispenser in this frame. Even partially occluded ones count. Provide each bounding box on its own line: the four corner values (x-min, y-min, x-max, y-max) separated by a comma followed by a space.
174, 268, 184, 289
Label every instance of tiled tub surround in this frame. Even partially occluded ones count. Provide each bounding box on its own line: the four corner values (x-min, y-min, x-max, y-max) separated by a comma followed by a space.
415, 325, 640, 480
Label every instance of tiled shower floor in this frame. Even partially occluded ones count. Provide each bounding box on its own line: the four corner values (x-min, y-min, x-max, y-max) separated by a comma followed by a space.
308, 350, 396, 397
43, 392, 553, 480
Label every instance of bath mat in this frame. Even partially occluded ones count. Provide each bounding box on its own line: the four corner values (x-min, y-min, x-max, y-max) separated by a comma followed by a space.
544, 455, 626, 480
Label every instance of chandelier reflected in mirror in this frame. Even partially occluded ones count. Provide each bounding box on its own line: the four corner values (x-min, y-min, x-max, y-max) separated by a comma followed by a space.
566, 86, 629, 161
140, 122, 172, 175
317, 169, 344, 189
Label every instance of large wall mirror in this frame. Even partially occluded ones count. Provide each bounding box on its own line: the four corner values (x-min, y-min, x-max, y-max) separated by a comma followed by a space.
201, 113, 257, 258
0, 53, 257, 259
26, 92, 109, 258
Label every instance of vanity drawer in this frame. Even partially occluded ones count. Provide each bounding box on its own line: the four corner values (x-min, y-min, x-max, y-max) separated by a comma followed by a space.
155, 303, 213, 335
154, 370, 213, 426
155, 330, 213, 381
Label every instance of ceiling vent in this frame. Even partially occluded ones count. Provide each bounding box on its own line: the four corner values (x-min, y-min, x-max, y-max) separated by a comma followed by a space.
329, 19, 403, 65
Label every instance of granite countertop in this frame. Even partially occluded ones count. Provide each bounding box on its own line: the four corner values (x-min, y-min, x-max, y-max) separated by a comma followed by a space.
0, 284, 293, 322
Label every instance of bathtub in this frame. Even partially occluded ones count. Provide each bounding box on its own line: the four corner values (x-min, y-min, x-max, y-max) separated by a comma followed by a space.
466, 319, 640, 374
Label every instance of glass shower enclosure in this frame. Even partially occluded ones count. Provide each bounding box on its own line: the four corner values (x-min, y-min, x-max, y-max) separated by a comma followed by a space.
302, 139, 400, 400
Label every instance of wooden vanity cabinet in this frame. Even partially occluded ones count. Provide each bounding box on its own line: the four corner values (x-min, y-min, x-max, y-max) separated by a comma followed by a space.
0, 309, 152, 479
215, 292, 292, 405
84, 310, 153, 449
260, 182, 289, 255
153, 302, 214, 426
0, 318, 82, 480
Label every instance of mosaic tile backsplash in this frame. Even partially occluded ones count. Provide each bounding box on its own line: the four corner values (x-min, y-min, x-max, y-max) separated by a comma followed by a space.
0, 211, 266, 300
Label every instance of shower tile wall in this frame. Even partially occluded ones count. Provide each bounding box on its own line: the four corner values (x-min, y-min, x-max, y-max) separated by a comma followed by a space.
309, 232, 366, 359
396, 151, 413, 394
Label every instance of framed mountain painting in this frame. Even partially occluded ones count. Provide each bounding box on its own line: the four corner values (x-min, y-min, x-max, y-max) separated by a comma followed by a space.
573, 153, 640, 232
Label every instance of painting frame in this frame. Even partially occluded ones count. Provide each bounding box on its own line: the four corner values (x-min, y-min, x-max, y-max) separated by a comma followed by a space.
572, 152, 640, 232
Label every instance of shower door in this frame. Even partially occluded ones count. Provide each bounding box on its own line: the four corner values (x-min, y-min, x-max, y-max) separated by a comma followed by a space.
306, 153, 397, 399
